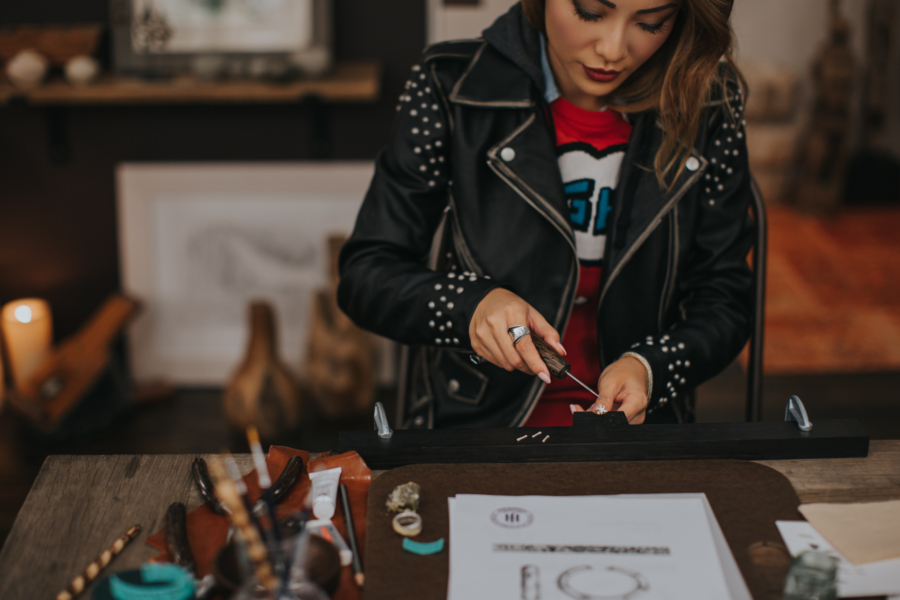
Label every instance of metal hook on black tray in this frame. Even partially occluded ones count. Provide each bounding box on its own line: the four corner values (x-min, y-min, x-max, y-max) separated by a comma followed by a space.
374, 402, 393, 439
785, 395, 813, 432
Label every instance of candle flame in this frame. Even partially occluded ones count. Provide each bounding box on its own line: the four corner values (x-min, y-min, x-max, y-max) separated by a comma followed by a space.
14, 305, 33, 324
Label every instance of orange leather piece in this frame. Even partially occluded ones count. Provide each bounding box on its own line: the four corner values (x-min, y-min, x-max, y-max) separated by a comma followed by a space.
146, 447, 371, 600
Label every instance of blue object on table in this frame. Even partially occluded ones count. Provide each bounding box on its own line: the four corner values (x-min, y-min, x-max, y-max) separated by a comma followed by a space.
93, 563, 196, 600
402, 537, 445, 555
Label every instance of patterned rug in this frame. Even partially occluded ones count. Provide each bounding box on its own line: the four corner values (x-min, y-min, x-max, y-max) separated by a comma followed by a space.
758, 205, 900, 373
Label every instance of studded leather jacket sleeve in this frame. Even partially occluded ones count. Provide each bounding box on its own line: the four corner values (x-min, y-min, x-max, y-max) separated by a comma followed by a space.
338, 60, 502, 350
620, 85, 754, 419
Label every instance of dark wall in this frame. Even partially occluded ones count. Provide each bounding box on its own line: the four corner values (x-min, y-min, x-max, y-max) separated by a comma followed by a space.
0, 1, 424, 339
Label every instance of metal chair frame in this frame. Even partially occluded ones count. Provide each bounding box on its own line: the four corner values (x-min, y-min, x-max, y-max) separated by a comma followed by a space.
746, 178, 768, 422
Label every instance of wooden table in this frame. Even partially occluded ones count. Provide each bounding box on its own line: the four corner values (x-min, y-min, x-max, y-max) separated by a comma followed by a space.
1, 442, 898, 599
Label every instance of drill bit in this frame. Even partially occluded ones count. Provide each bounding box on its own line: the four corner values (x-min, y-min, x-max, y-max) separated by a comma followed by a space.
565, 371, 600, 398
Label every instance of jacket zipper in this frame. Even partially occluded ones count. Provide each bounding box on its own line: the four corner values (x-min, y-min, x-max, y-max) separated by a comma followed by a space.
595, 154, 707, 366
659, 204, 680, 331
485, 112, 580, 426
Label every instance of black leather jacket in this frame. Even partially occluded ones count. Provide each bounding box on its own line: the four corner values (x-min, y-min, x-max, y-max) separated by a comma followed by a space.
338, 5, 755, 429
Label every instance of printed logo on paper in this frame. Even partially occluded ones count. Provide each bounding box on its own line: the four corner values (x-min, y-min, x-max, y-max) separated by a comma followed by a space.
490, 507, 534, 528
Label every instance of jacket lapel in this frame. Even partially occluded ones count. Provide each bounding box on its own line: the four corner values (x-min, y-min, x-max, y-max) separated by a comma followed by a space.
449, 41, 575, 249
486, 112, 576, 253
600, 113, 708, 305
449, 42, 534, 108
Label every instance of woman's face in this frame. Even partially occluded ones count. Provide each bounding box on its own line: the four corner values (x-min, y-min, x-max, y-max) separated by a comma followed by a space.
544, 0, 680, 110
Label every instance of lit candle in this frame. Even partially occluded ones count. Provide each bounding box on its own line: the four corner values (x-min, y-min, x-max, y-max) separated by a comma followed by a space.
1, 298, 53, 389
0, 336, 4, 409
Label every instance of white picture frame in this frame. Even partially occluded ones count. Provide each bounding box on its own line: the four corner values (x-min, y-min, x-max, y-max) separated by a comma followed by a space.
117, 161, 391, 386
135, 0, 314, 54
110, 0, 332, 77
427, 0, 517, 44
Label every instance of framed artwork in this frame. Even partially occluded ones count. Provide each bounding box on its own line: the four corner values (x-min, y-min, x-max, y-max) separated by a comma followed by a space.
428, 0, 512, 44
117, 161, 393, 385
110, 0, 331, 77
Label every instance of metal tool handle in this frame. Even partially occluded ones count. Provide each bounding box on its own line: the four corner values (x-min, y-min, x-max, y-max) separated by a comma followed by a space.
191, 458, 227, 515
164, 502, 196, 575
530, 335, 571, 379
270, 455, 305, 504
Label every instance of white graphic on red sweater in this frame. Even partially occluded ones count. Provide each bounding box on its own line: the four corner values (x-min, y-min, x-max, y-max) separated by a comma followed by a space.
557, 142, 627, 265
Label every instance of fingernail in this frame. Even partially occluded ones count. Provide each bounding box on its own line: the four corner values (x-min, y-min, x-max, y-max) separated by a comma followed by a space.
538, 372, 551, 385
557, 344, 567, 356
569, 404, 577, 414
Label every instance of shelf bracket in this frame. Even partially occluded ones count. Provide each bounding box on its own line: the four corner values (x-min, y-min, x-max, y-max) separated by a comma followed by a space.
44, 107, 71, 164
305, 94, 330, 158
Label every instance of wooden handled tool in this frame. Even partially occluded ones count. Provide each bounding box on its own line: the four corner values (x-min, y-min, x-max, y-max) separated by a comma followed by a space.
208, 457, 279, 596
269, 455, 305, 503
530, 335, 600, 399
191, 458, 227, 515
164, 502, 195, 575
55, 524, 141, 600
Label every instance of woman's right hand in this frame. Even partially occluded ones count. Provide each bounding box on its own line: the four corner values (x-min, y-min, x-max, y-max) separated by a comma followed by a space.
468, 288, 566, 385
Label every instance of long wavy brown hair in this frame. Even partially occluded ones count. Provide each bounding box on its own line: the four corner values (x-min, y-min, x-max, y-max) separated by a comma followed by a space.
522, 0, 744, 189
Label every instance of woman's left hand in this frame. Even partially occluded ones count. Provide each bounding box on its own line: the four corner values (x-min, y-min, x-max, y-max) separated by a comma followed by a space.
572, 356, 649, 424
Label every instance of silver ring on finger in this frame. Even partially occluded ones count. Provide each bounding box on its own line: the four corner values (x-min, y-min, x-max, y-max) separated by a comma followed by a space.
507, 325, 531, 346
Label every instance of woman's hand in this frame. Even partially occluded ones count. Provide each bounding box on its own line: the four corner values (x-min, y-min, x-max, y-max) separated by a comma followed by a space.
572, 356, 649, 424
469, 288, 566, 385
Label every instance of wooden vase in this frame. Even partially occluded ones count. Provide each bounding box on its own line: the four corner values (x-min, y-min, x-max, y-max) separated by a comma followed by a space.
305, 234, 375, 419
223, 302, 301, 438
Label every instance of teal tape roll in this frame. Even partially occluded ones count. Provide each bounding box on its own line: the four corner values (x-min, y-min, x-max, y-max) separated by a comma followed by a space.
108, 563, 195, 600
402, 537, 445, 555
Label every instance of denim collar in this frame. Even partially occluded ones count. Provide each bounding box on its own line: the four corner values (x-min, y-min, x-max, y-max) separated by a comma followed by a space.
539, 34, 561, 104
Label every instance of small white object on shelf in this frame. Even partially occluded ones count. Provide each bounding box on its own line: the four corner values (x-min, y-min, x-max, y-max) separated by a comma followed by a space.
291, 45, 332, 77
6, 50, 49, 89
64, 55, 100, 86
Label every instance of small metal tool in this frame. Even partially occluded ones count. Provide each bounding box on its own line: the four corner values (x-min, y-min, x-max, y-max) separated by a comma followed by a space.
529, 335, 600, 399
374, 402, 393, 439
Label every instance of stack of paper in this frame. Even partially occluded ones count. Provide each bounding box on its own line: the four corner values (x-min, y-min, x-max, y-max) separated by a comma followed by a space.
799, 500, 900, 566
777, 521, 900, 598
447, 493, 751, 600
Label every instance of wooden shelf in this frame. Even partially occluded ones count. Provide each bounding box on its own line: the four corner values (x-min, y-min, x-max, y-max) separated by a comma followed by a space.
0, 60, 381, 105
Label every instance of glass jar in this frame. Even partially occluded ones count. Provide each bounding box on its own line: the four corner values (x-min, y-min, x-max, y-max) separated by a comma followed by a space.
783, 550, 839, 600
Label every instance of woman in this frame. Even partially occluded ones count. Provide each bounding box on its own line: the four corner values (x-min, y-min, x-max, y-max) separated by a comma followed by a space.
338, 0, 755, 429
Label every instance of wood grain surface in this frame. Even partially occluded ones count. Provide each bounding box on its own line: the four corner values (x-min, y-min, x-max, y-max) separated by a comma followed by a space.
759, 439, 900, 503
0, 454, 252, 599
1, 443, 898, 599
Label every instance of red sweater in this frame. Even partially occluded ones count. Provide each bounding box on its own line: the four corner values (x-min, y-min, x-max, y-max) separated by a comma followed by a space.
524, 98, 633, 427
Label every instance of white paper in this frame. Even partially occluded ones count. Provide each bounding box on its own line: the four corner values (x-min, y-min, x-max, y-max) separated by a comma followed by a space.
618, 493, 751, 600
777, 521, 900, 598
448, 493, 749, 600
